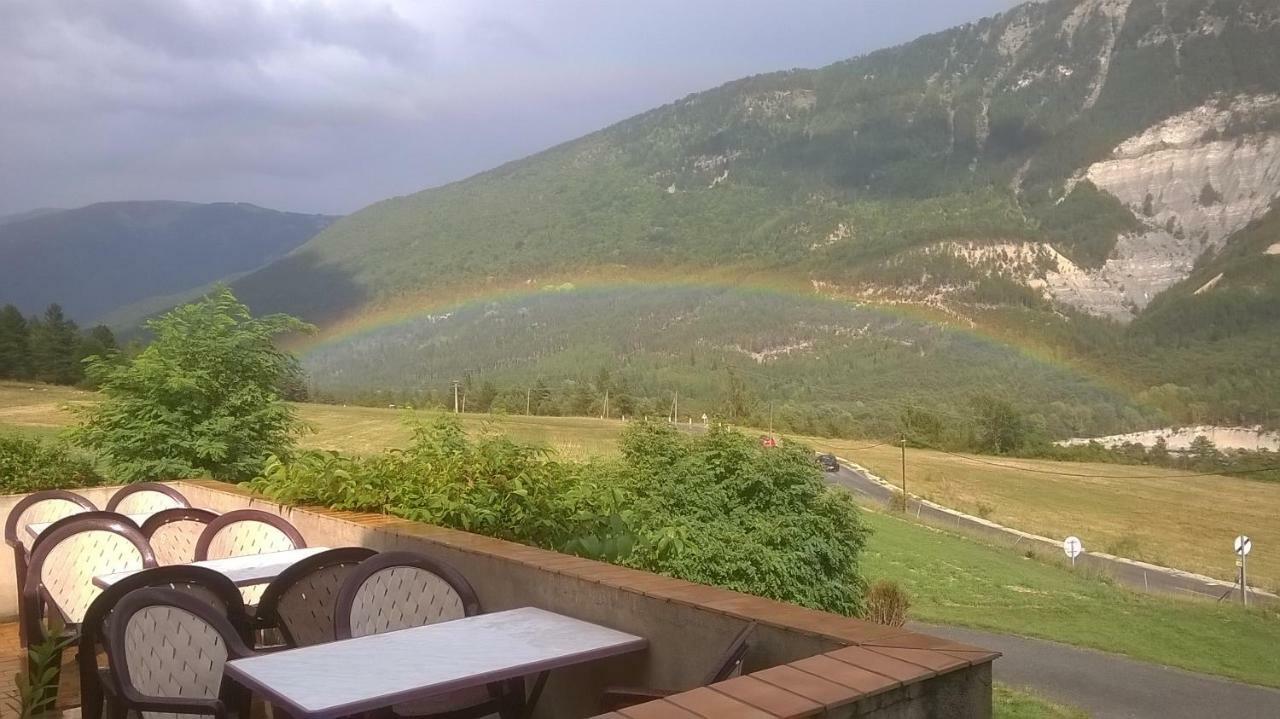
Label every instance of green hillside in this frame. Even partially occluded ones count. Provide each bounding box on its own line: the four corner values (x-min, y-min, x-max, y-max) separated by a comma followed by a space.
228, 0, 1280, 431
303, 284, 1159, 438
0, 201, 336, 323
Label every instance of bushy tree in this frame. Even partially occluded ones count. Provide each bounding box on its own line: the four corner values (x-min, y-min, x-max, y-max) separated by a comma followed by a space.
28, 304, 81, 384
72, 288, 312, 482
971, 394, 1028, 455
0, 305, 30, 378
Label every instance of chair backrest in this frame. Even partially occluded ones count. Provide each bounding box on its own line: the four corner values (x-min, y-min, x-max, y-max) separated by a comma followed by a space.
5, 489, 97, 551
141, 508, 219, 566
256, 547, 378, 647
30, 510, 144, 553
704, 622, 756, 685
335, 551, 480, 639
194, 509, 305, 561
106, 588, 253, 718
106, 482, 190, 514
79, 564, 250, 719
24, 515, 155, 629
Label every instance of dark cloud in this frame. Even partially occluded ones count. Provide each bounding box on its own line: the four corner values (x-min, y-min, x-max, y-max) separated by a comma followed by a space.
0, 1, 1019, 216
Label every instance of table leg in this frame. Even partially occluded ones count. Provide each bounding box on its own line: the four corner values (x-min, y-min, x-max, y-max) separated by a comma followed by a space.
521, 671, 550, 719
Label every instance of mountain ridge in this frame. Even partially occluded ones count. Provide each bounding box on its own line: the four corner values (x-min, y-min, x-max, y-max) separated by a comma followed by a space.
144, 0, 1280, 431
0, 201, 338, 324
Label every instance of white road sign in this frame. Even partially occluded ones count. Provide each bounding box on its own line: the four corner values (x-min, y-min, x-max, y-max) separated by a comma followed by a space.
1063, 536, 1083, 559
1235, 535, 1252, 556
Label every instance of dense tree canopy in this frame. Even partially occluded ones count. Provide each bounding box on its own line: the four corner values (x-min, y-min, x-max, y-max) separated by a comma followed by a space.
72, 288, 312, 482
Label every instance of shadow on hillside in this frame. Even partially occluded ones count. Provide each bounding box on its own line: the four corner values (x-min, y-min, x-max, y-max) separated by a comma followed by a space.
232, 250, 369, 326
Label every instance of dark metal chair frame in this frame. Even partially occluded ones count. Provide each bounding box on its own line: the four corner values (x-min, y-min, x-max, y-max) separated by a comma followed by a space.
78, 565, 250, 719
4, 489, 97, 646
255, 546, 377, 647
141, 507, 220, 565
103, 587, 255, 719
104, 482, 191, 512
334, 551, 523, 719
600, 621, 756, 712
193, 509, 307, 561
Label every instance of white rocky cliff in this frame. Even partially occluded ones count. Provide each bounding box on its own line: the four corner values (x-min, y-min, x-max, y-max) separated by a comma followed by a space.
1047, 95, 1280, 320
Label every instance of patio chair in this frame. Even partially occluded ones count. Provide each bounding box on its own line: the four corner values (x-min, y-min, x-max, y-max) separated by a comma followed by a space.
195, 509, 306, 606
142, 507, 220, 566
255, 546, 377, 648
103, 587, 255, 719
20, 514, 156, 697
105, 481, 191, 514
335, 551, 523, 719
4, 489, 97, 645
600, 621, 756, 712
78, 565, 249, 719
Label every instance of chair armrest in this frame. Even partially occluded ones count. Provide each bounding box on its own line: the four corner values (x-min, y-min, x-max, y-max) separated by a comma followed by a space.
601, 686, 676, 711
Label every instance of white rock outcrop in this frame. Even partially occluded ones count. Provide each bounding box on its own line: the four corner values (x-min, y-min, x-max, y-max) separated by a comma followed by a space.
1052, 95, 1280, 320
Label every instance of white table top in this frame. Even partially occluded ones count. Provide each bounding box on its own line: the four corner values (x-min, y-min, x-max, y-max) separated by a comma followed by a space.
26, 512, 155, 540
226, 606, 647, 719
93, 547, 329, 589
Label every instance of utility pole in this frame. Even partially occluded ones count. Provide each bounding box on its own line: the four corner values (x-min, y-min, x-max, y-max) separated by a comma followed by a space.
526, 388, 532, 416
900, 436, 908, 512
672, 392, 679, 423
602, 389, 609, 420
451, 380, 460, 413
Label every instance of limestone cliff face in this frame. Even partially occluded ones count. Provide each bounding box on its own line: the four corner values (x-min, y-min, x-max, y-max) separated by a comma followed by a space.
1038, 96, 1280, 320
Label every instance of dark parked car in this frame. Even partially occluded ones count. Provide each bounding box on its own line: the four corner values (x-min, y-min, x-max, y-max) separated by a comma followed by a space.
817, 453, 840, 472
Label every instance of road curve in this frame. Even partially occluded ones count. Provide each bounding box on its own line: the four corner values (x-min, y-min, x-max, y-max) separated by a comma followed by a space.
914, 623, 1280, 719
822, 459, 1276, 605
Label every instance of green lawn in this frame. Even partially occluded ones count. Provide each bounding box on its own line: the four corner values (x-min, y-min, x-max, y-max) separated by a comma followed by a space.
862, 509, 1280, 688
995, 685, 1088, 719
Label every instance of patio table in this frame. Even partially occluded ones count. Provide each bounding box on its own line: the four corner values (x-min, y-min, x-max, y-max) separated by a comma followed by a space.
225, 606, 647, 719
93, 546, 330, 588
26, 512, 155, 541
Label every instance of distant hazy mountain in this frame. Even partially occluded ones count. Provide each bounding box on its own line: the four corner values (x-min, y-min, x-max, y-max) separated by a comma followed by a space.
239, 0, 1280, 432
0, 208, 63, 226
0, 201, 336, 323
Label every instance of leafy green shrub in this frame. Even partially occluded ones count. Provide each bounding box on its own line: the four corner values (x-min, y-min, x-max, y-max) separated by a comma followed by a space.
0, 434, 102, 494
252, 417, 871, 615
72, 289, 312, 482
617, 422, 870, 615
864, 579, 910, 627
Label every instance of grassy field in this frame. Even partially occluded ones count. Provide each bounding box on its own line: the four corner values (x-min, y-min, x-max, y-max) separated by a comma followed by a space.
0, 382, 624, 460
4, 381, 1278, 588
860, 509, 1280, 688
810, 437, 1280, 592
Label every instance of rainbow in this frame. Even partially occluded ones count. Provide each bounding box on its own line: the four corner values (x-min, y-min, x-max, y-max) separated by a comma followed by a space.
290, 266, 1132, 399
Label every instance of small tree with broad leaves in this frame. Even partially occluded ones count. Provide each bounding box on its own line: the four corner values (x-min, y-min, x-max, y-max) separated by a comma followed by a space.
72, 288, 312, 482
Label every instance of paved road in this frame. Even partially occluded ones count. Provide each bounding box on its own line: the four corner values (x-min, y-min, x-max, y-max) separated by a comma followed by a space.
913, 623, 1280, 719
822, 459, 1276, 605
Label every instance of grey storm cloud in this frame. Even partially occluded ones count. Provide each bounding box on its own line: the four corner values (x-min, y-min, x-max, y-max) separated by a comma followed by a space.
0, 0, 1020, 216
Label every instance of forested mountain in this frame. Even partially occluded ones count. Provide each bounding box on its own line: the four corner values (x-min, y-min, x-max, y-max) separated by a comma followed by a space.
229, 0, 1280, 433
0, 201, 336, 324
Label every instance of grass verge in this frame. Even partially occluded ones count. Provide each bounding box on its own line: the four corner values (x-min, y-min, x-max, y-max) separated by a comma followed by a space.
994, 685, 1088, 719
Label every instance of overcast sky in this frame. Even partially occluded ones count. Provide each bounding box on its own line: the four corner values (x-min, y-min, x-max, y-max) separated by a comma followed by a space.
0, 1, 1019, 217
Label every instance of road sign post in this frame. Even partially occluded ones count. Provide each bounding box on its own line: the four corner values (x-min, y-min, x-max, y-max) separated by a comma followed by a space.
1234, 535, 1252, 607
1063, 536, 1083, 568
